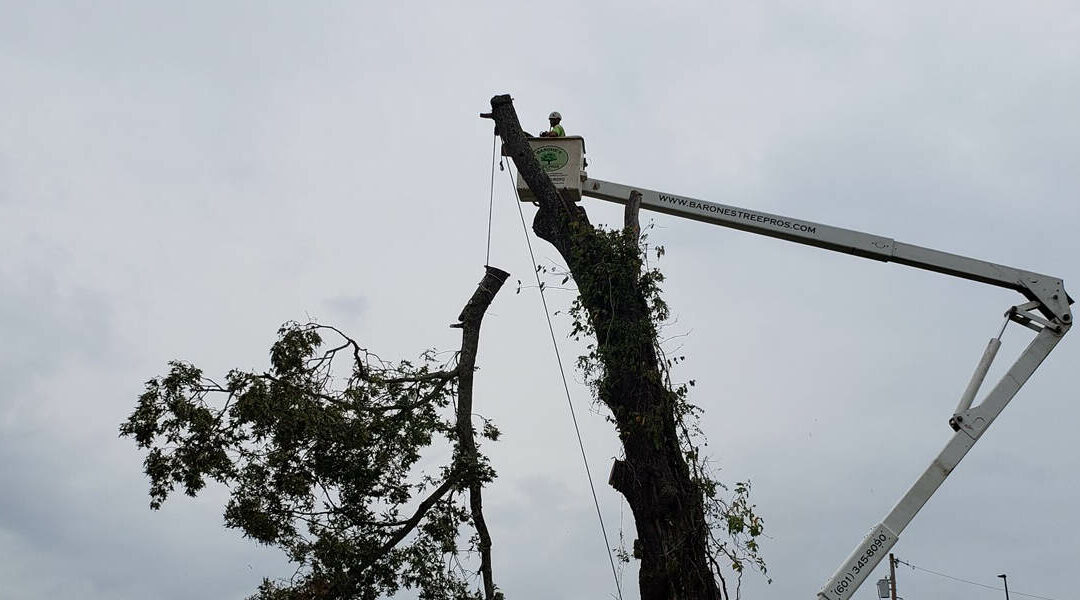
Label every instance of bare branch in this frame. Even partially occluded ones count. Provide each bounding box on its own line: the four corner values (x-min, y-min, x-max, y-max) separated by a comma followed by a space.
369, 475, 459, 562
453, 265, 509, 600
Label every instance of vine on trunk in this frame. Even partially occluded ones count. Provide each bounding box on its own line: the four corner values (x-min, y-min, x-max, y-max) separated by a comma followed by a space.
489, 93, 766, 599
566, 225, 768, 598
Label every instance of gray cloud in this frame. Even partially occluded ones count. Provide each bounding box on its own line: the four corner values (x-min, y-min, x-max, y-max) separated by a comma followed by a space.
322, 294, 369, 322
2, 2, 1078, 600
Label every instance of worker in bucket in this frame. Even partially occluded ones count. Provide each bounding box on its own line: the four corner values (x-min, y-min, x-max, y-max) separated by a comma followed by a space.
539, 111, 565, 137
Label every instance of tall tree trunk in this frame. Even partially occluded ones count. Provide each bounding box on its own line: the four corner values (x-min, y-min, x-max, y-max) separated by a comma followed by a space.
488, 95, 719, 600
455, 265, 510, 600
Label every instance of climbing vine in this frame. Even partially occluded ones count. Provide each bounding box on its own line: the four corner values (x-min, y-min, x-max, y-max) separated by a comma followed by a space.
490, 93, 762, 600
561, 223, 769, 598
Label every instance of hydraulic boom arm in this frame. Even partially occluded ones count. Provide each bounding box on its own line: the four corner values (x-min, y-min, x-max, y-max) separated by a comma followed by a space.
580, 177, 1072, 600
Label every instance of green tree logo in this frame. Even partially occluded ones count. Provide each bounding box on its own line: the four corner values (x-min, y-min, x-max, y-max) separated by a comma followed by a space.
534, 146, 569, 172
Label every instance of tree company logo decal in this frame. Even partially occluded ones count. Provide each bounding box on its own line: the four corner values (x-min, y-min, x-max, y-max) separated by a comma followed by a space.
534, 146, 569, 172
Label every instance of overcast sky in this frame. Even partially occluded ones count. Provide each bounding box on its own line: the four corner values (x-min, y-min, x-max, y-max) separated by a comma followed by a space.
3, 2, 1079, 599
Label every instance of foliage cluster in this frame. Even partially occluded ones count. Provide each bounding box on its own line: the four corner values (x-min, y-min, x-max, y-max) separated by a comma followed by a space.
121, 323, 497, 600
563, 224, 769, 594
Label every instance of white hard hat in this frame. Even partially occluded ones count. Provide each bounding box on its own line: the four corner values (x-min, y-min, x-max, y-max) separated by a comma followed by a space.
549, 111, 561, 120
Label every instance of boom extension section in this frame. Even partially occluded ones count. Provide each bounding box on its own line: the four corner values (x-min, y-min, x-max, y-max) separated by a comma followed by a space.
579, 177, 1072, 600
582, 178, 1071, 323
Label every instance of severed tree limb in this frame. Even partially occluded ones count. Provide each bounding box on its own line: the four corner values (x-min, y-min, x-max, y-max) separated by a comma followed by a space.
488, 96, 587, 258
454, 265, 509, 600
357, 265, 509, 596
625, 189, 643, 240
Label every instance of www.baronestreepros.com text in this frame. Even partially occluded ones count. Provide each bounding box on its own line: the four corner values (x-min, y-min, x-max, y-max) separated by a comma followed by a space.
657, 193, 817, 234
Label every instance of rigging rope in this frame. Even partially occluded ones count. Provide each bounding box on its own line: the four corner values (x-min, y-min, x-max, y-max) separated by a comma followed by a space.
485, 132, 497, 265
497, 157, 625, 600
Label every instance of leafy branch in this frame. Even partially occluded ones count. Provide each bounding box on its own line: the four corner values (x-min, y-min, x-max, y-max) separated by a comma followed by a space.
121, 267, 509, 600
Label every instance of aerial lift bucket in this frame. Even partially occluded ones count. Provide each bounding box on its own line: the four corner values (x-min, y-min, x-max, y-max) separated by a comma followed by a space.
506, 136, 586, 202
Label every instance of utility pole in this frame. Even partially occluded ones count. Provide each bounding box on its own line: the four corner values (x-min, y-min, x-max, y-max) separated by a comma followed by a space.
889, 554, 898, 600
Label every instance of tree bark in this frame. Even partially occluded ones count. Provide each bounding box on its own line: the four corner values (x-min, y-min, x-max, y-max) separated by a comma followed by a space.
625, 190, 642, 240
455, 265, 510, 600
489, 95, 719, 600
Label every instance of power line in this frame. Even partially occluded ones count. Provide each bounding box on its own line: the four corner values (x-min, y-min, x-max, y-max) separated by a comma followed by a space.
895, 556, 1061, 600
501, 160, 625, 600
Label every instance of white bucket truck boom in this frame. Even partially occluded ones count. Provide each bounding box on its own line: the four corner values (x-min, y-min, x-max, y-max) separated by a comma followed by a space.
576, 177, 1072, 600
